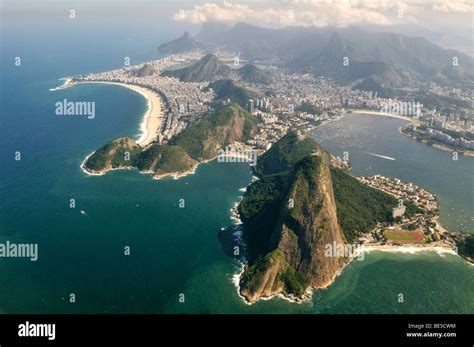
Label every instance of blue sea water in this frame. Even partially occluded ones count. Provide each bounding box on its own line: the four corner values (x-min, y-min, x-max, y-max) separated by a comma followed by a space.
1, 3, 473, 314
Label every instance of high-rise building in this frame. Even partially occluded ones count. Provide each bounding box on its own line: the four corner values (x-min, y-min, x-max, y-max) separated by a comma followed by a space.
248, 99, 255, 114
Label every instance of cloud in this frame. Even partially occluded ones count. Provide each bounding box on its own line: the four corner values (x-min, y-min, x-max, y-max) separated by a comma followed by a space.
173, 0, 471, 28
432, 0, 474, 13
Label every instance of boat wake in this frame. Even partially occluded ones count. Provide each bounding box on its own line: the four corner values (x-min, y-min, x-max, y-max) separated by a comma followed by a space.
368, 152, 395, 161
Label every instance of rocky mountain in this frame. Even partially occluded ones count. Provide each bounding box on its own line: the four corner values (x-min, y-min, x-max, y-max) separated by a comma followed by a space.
237, 64, 273, 85
161, 22, 474, 89
297, 29, 474, 88
161, 53, 231, 82
294, 31, 404, 87
239, 138, 348, 301
157, 31, 202, 54
237, 131, 416, 302
83, 103, 259, 178
205, 79, 257, 109
170, 103, 259, 161
135, 64, 155, 77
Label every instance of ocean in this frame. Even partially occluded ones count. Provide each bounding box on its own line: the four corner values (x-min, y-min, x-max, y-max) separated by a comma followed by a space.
1, 10, 473, 314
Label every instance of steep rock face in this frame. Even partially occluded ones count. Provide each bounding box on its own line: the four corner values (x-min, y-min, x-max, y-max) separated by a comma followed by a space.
287, 151, 347, 288
216, 105, 245, 143
237, 131, 408, 302
239, 153, 348, 302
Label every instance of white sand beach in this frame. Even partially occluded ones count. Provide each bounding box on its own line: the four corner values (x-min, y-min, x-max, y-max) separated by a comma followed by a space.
349, 109, 412, 122
360, 243, 457, 256
76, 81, 164, 147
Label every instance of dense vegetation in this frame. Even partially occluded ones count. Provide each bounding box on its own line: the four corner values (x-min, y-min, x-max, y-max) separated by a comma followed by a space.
206, 79, 257, 109
331, 167, 419, 242
239, 175, 286, 221
414, 91, 471, 113
254, 131, 319, 176
287, 155, 323, 220
238, 174, 287, 261
295, 101, 322, 116
241, 132, 420, 264
84, 142, 117, 171
240, 250, 283, 293
238, 133, 426, 298
237, 64, 273, 85
280, 267, 308, 297
241, 248, 308, 297
84, 138, 140, 171
171, 103, 258, 160
161, 54, 230, 82
352, 77, 393, 98
85, 103, 258, 176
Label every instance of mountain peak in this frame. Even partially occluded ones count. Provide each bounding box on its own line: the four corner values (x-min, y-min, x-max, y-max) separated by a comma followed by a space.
161, 54, 230, 82
238, 134, 412, 302
157, 32, 202, 54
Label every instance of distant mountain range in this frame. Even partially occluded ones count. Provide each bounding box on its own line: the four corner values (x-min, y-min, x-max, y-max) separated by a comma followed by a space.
157, 31, 202, 54
159, 22, 474, 90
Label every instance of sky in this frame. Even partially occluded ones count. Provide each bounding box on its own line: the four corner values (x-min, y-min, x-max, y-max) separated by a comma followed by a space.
1, 0, 473, 53
173, 1, 473, 32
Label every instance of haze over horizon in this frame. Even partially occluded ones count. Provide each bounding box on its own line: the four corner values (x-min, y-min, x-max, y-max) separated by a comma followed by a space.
2, 0, 473, 55
172, 0, 474, 55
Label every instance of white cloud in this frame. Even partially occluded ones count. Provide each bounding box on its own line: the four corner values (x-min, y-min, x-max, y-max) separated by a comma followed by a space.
173, 0, 472, 28
433, 0, 474, 13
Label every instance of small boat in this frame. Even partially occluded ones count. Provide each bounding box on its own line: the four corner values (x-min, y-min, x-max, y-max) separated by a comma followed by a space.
80, 210, 86, 215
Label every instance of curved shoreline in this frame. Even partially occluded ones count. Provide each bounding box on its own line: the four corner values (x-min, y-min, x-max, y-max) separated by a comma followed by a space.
348, 109, 412, 122
51, 79, 164, 147
233, 241, 467, 306
75, 81, 164, 147
398, 125, 474, 157
80, 152, 105, 176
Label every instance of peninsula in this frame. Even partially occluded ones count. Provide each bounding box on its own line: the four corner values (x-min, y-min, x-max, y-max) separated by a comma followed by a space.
81, 103, 259, 179
236, 131, 470, 303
